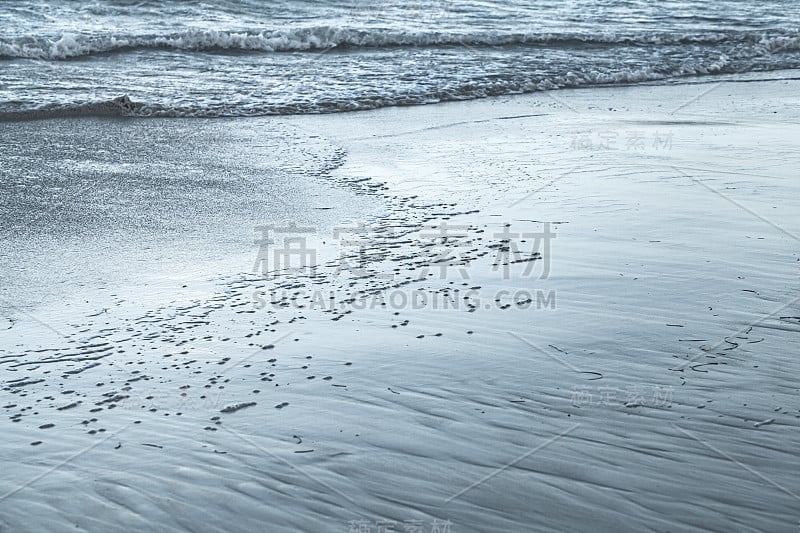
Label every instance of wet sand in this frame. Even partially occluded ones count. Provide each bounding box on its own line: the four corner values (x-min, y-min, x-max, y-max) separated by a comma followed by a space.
2, 76, 800, 532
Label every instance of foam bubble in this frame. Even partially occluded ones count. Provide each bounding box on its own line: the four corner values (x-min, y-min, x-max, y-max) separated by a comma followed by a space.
1, 27, 798, 60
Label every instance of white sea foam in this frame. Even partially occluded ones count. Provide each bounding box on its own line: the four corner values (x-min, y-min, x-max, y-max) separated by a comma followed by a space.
0, 59, 749, 121
0, 27, 798, 60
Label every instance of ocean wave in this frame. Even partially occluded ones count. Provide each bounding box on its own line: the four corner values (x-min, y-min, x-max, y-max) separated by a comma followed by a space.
5, 60, 789, 122
1, 27, 798, 60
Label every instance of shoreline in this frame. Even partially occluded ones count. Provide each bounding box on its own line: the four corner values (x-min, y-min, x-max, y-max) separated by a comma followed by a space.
2, 76, 800, 532
2, 68, 800, 124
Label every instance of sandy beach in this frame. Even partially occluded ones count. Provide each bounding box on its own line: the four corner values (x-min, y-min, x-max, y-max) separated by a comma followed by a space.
2, 76, 800, 532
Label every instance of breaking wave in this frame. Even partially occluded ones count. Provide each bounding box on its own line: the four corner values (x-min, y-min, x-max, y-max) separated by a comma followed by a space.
5, 61, 792, 122
1, 27, 798, 60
